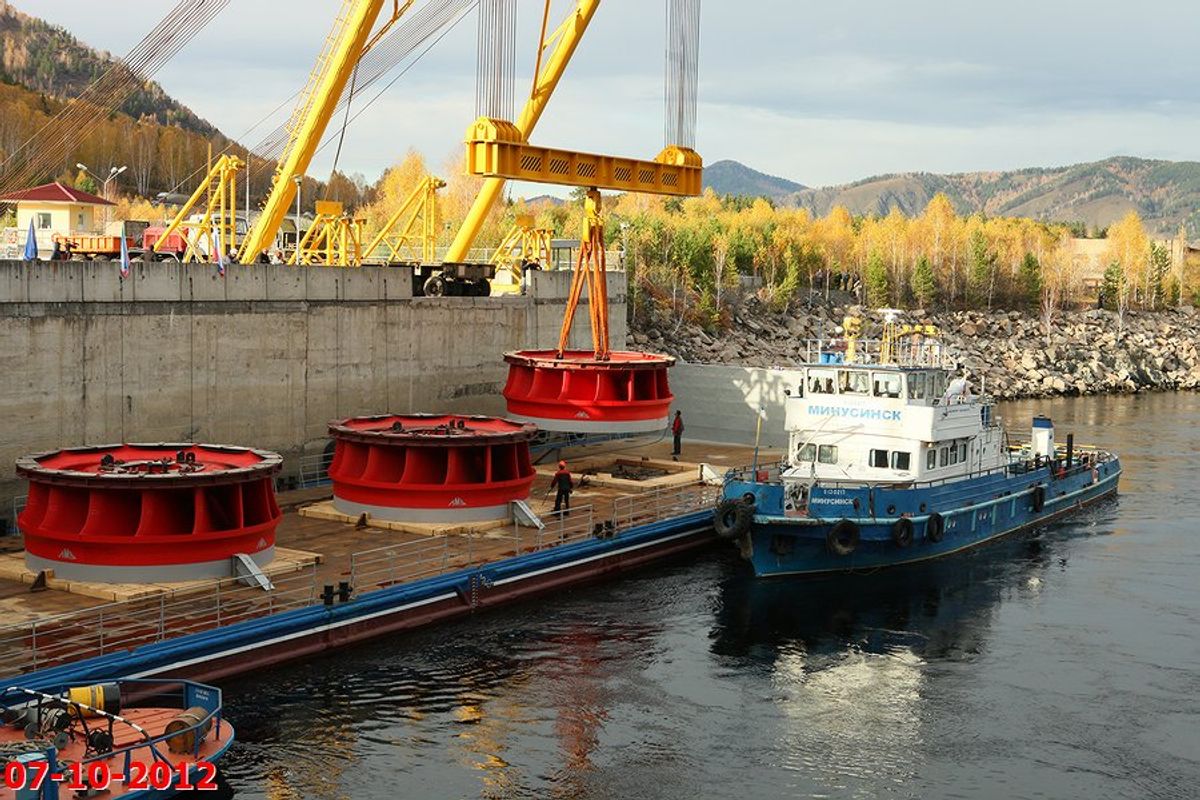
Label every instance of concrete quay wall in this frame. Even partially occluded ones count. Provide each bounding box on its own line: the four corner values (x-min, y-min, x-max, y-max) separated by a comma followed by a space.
0, 261, 626, 522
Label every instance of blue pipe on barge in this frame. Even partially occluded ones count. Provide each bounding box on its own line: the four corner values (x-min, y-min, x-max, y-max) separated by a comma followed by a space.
5, 509, 715, 691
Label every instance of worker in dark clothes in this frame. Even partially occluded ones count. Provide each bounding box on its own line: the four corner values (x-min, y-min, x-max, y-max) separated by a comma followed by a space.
671, 410, 685, 460
552, 460, 573, 516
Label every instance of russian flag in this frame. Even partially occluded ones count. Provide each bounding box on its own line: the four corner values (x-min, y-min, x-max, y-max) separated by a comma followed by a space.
119, 234, 130, 279
215, 228, 226, 277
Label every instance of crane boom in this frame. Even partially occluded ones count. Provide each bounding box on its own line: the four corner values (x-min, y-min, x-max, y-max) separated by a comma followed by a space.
238, 0, 404, 263
443, 0, 601, 263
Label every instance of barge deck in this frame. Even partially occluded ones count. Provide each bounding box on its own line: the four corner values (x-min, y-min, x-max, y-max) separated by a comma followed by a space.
0, 440, 773, 686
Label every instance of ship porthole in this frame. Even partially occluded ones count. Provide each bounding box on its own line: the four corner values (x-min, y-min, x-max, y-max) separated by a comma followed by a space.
919, 503, 927, 513
886, 504, 897, 515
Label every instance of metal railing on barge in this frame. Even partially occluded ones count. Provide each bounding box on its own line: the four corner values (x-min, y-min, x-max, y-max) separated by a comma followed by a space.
0, 481, 720, 679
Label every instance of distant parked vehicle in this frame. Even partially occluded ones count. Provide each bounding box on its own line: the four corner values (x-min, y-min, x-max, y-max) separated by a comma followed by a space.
54, 220, 148, 261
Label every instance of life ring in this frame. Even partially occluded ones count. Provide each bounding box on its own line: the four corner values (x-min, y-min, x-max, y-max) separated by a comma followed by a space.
891, 517, 914, 548
926, 512, 945, 543
827, 519, 860, 556
714, 499, 754, 540
1031, 485, 1046, 513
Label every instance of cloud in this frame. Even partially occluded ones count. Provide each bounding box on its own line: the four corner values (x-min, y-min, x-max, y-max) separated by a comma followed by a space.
24, 0, 1200, 188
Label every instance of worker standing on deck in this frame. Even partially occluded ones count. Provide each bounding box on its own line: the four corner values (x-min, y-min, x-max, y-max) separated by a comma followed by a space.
671, 410, 685, 460
552, 460, 574, 516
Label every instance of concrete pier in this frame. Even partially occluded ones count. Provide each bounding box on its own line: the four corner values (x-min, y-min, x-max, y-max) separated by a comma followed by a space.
0, 261, 626, 523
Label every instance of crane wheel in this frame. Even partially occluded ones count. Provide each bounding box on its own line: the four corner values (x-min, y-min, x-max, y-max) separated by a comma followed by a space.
423, 274, 448, 297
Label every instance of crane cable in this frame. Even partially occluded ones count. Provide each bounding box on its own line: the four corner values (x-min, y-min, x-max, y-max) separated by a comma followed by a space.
665, 0, 701, 149
0, 0, 230, 194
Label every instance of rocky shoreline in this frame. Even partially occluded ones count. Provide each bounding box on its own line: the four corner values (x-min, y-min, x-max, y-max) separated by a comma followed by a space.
630, 302, 1200, 400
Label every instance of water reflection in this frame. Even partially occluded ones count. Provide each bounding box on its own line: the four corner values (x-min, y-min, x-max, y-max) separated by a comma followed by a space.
221, 615, 664, 799
708, 521, 1112, 796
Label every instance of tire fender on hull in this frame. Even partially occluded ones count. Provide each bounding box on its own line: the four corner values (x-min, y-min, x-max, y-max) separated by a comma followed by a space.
925, 512, 945, 543
891, 517, 914, 548
714, 499, 753, 540
1031, 484, 1046, 513
827, 519, 860, 556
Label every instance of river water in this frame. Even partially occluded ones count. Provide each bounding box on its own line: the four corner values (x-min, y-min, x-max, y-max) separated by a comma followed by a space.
219, 393, 1200, 799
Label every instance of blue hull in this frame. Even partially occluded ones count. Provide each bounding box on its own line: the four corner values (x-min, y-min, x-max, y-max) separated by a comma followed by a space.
726, 459, 1121, 577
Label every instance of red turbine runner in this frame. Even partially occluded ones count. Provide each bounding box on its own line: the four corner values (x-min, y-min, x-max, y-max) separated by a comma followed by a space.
16, 443, 283, 582
328, 414, 538, 522
502, 350, 676, 433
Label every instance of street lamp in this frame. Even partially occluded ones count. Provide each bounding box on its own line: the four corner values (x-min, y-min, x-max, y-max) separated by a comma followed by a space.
76, 163, 127, 229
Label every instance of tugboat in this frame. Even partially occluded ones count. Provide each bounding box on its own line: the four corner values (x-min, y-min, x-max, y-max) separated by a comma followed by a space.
0, 678, 234, 798
714, 312, 1121, 577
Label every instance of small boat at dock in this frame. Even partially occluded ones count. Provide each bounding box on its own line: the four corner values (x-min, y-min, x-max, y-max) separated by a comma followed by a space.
715, 313, 1121, 577
0, 678, 232, 798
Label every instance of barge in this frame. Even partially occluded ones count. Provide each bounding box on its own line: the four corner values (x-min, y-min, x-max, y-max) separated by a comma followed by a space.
0, 441, 767, 690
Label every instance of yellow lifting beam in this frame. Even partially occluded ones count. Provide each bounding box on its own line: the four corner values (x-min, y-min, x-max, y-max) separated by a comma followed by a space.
154, 153, 243, 263
291, 200, 365, 266
238, 0, 415, 264
362, 175, 445, 264
465, 118, 702, 196
443, 0, 601, 263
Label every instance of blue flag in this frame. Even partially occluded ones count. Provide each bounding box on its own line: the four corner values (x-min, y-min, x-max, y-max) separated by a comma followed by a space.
23, 218, 37, 261
119, 233, 130, 278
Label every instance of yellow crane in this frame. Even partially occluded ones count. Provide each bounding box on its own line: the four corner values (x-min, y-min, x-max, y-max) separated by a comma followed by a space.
361, 175, 445, 264
489, 213, 555, 294
451, 0, 703, 358
151, 152, 243, 263
237, 0, 415, 264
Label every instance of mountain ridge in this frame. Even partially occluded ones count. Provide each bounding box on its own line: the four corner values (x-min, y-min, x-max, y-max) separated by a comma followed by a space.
710, 155, 1200, 237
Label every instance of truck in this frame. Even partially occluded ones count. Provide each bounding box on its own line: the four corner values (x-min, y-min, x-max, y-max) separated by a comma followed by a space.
52, 220, 149, 261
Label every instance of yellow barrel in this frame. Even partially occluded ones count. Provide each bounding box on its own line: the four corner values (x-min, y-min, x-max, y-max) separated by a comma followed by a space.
164, 706, 212, 754
66, 683, 121, 718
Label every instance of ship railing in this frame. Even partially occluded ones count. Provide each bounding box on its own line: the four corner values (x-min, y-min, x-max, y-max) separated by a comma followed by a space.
297, 450, 334, 488
799, 338, 958, 368
609, 482, 722, 530
0, 564, 319, 677
348, 505, 600, 591
721, 461, 786, 484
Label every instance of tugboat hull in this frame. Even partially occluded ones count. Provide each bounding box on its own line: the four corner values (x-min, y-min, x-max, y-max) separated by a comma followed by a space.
728, 460, 1120, 578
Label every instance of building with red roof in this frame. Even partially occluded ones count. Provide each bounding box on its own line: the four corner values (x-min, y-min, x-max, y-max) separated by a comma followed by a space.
0, 181, 116, 258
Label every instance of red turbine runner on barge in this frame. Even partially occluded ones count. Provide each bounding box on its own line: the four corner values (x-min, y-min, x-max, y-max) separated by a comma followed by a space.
16, 443, 283, 582
327, 413, 538, 522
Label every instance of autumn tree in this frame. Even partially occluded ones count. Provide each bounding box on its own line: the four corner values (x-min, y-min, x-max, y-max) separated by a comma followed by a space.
911, 255, 937, 307
1018, 252, 1042, 310
864, 251, 890, 307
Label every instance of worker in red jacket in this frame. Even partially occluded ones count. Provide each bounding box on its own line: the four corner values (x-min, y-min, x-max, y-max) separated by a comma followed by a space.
671, 410, 685, 460
552, 460, 574, 516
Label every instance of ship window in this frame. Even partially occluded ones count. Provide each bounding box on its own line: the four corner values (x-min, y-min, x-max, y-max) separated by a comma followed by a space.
940, 447, 949, 467
949, 445, 959, 465
927, 449, 937, 470
873, 372, 902, 398
909, 373, 927, 400
818, 445, 838, 464
892, 451, 911, 470
797, 443, 816, 462
808, 369, 836, 394
838, 370, 869, 395
960, 441, 968, 461
870, 449, 889, 468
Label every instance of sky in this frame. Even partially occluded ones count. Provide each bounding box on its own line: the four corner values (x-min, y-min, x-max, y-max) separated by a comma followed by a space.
26, 0, 1200, 190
